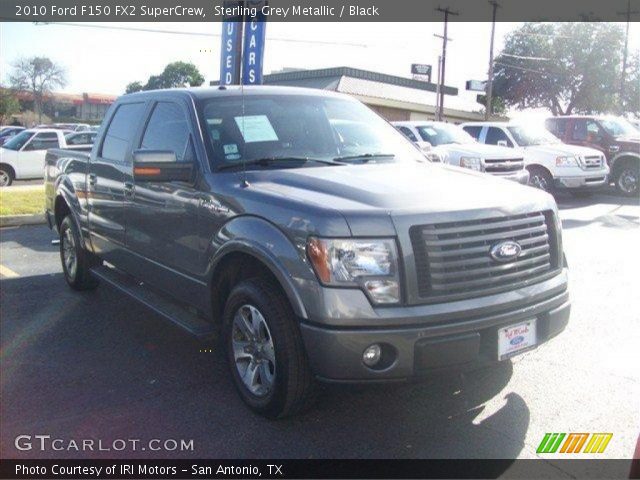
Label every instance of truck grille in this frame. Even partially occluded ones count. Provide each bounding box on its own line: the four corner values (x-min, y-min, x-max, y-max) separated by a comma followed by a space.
483, 158, 524, 173
410, 211, 559, 301
582, 155, 603, 169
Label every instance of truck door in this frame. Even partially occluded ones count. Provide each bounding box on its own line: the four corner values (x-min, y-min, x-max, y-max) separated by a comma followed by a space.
19, 131, 60, 178
87, 102, 146, 264
125, 99, 205, 307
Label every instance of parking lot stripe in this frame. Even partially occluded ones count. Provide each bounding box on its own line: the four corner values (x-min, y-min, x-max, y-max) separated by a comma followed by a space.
0, 264, 19, 278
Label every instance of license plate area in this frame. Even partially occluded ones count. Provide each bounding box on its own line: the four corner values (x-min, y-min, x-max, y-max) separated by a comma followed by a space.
498, 319, 537, 360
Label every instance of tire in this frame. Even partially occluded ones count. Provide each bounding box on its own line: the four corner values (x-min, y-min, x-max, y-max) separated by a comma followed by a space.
527, 166, 554, 193
0, 166, 14, 187
223, 278, 316, 418
59, 215, 101, 290
614, 163, 639, 197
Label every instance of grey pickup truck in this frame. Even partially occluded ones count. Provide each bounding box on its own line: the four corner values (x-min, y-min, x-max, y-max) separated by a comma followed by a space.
45, 86, 570, 418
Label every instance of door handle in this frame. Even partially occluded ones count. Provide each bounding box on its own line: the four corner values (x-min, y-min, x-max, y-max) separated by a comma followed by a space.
88, 173, 97, 186
124, 182, 134, 197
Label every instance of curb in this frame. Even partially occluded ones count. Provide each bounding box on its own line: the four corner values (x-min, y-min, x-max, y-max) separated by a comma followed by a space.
0, 213, 46, 228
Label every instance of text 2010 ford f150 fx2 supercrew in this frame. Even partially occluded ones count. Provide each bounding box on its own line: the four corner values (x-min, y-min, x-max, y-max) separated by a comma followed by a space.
45, 87, 570, 418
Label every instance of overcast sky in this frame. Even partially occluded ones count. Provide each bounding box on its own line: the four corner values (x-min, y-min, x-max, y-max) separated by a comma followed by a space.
1, 21, 638, 117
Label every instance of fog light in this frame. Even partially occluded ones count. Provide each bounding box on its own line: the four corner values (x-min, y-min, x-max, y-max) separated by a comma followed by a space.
362, 344, 382, 367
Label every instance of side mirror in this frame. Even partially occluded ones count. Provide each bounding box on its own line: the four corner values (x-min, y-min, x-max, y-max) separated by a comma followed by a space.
415, 141, 432, 151
497, 140, 508, 147
133, 150, 193, 182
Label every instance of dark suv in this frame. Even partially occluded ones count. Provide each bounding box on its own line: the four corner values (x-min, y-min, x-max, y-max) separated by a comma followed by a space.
545, 116, 640, 196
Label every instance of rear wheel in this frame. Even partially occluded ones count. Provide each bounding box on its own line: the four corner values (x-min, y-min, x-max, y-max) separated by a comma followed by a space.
614, 162, 639, 197
223, 278, 316, 418
0, 166, 14, 187
59, 215, 101, 290
527, 166, 554, 193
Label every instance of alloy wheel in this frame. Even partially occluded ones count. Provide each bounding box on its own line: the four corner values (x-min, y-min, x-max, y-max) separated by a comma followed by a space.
62, 228, 77, 279
618, 168, 639, 195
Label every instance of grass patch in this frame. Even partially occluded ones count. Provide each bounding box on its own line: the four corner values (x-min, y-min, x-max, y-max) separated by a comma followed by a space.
0, 187, 45, 216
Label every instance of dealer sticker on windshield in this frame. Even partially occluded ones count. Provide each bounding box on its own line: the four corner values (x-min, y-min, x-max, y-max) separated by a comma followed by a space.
498, 319, 537, 360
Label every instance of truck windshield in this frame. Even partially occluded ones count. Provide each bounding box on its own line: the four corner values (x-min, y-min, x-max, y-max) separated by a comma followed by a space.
2, 131, 34, 151
507, 125, 560, 146
599, 118, 638, 137
201, 94, 423, 169
417, 124, 475, 146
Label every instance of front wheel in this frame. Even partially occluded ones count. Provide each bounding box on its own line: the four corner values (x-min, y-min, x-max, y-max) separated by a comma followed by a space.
614, 164, 639, 197
0, 166, 14, 187
59, 215, 101, 290
527, 166, 554, 193
223, 278, 316, 418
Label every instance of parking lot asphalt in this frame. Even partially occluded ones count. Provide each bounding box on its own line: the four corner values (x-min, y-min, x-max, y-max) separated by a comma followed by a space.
1, 192, 638, 472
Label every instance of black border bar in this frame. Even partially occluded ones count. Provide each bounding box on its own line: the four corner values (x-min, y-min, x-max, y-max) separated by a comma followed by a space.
1, 0, 638, 22
0, 459, 637, 479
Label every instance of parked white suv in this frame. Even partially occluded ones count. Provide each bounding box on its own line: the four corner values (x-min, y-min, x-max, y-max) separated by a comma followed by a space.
393, 121, 529, 185
461, 122, 609, 193
0, 129, 87, 186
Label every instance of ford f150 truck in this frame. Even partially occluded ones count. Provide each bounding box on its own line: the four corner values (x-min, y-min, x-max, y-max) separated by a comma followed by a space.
393, 121, 529, 184
544, 115, 640, 196
462, 122, 609, 194
45, 87, 570, 418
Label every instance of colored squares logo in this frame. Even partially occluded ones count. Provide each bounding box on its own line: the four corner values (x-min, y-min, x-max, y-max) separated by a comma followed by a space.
537, 433, 613, 454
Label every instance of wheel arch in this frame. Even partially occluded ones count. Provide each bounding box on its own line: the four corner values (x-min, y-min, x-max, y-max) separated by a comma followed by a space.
610, 152, 640, 174
0, 162, 16, 178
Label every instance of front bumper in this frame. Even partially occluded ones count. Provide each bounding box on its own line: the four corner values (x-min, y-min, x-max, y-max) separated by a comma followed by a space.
490, 169, 530, 185
554, 168, 609, 189
300, 270, 570, 381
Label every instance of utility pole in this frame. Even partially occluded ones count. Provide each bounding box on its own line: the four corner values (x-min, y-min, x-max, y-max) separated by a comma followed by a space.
485, 1, 500, 120
435, 55, 442, 120
435, 6, 458, 121
618, 0, 639, 112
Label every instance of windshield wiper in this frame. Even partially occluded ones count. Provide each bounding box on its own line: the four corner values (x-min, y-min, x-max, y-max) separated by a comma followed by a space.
332, 153, 396, 163
218, 156, 343, 171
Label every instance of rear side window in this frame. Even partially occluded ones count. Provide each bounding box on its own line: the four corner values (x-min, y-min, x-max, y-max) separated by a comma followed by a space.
485, 127, 512, 146
140, 102, 193, 162
101, 102, 145, 163
462, 126, 482, 140
397, 126, 418, 142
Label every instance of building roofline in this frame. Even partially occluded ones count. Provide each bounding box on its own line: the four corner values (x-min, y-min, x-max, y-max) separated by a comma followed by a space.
262, 66, 457, 96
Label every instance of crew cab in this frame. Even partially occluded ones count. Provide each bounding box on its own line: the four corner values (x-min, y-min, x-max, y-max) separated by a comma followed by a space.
393, 121, 529, 184
0, 129, 88, 187
545, 116, 640, 196
462, 122, 609, 194
45, 87, 570, 418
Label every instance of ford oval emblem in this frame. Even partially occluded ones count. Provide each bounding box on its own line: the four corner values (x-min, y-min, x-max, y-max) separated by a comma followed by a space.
510, 335, 525, 346
490, 240, 522, 262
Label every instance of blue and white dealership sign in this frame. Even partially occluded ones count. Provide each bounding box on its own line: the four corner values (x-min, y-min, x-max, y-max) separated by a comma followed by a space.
242, 16, 267, 85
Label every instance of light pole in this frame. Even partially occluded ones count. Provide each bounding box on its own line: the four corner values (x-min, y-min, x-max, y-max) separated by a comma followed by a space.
485, 1, 500, 120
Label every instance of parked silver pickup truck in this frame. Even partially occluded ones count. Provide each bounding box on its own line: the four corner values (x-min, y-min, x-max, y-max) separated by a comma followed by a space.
45, 86, 570, 418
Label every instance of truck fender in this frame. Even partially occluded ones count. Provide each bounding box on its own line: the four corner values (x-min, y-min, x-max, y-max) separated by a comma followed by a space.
54, 175, 88, 249
610, 151, 640, 170
206, 216, 315, 320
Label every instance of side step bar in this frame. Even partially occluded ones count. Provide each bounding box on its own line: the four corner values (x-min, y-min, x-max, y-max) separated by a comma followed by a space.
91, 265, 216, 339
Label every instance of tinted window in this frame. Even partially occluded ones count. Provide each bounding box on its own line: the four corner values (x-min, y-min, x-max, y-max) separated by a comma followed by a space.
101, 102, 145, 163
485, 127, 512, 146
27, 132, 60, 150
397, 126, 418, 142
140, 102, 192, 162
462, 126, 482, 140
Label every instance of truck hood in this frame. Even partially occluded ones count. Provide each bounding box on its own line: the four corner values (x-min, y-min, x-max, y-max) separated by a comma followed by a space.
247, 163, 554, 235
433, 142, 519, 159
522, 143, 602, 157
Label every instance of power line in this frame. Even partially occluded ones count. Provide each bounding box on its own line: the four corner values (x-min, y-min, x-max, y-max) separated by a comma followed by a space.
34, 22, 368, 47
494, 62, 558, 76
500, 53, 549, 61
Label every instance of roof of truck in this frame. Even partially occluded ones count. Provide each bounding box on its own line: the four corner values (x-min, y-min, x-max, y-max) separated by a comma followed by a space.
122, 85, 349, 102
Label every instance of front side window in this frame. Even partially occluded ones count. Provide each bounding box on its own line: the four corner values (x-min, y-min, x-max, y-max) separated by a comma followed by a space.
25, 132, 59, 150
485, 127, 512, 146
397, 126, 418, 142
140, 102, 193, 162
462, 126, 482, 140
101, 102, 146, 163
2, 131, 34, 151
200, 94, 423, 169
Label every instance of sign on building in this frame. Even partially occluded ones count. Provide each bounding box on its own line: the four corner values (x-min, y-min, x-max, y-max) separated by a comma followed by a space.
466, 80, 487, 92
411, 64, 432, 83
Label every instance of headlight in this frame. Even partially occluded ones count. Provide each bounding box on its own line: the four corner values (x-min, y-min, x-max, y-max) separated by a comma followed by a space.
306, 237, 400, 304
460, 157, 482, 171
556, 155, 578, 167
425, 152, 443, 163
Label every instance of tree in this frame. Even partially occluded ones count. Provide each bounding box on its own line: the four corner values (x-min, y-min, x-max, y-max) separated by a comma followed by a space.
0, 87, 20, 125
9, 56, 67, 123
125, 61, 205, 93
492, 23, 635, 115
125, 81, 144, 94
